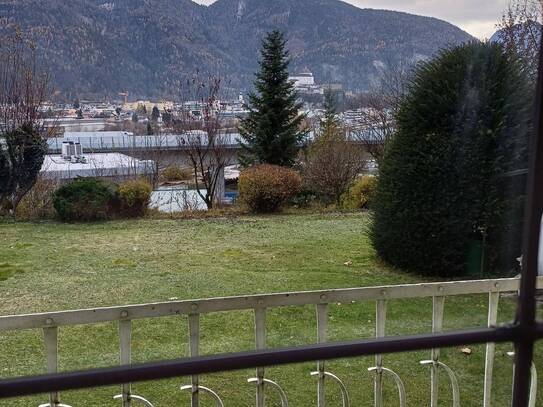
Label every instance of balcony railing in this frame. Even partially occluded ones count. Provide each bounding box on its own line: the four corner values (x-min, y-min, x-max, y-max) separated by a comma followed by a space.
0, 277, 542, 407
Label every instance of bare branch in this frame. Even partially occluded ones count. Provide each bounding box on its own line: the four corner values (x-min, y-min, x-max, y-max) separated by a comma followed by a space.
173, 74, 235, 209
351, 62, 412, 162
497, 0, 542, 79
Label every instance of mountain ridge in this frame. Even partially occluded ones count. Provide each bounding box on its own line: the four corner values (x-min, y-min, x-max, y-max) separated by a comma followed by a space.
0, 0, 475, 99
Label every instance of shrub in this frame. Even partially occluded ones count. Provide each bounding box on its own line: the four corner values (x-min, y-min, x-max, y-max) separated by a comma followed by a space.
290, 187, 318, 208
0, 124, 47, 214
342, 176, 377, 210
16, 177, 60, 220
161, 165, 191, 182
303, 128, 364, 206
371, 42, 531, 277
53, 178, 117, 222
238, 164, 301, 213
118, 179, 153, 217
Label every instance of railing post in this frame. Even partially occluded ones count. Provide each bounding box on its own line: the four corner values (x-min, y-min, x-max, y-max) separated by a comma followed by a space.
430, 296, 445, 407
483, 290, 500, 407
43, 326, 60, 407
119, 319, 132, 407
188, 313, 200, 407
254, 307, 266, 407
374, 299, 387, 407
316, 303, 328, 407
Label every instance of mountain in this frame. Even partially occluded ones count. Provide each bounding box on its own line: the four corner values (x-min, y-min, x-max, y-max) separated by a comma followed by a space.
490, 20, 542, 45
0, 0, 475, 99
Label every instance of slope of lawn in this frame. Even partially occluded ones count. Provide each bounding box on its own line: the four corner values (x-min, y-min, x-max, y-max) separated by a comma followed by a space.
0, 212, 539, 406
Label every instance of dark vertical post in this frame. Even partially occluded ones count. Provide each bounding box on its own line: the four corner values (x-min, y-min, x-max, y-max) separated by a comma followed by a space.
512, 30, 543, 407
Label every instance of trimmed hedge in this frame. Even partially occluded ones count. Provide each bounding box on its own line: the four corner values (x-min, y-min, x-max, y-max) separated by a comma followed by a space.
371, 42, 531, 277
53, 178, 117, 222
239, 164, 301, 213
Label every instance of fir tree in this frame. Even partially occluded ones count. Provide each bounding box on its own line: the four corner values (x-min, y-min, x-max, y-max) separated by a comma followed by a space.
238, 30, 306, 167
321, 88, 340, 135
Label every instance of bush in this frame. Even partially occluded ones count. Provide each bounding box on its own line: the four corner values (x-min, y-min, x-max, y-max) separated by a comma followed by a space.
342, 176, 377, 210
161, 165, 191, 182
371, 42, 531, 277
303, 129, 364, 206
16, 177, 60, 220
53, 178, 117, 222
238, 164, 301, 213
290, 187, 318, 208
118, 179, 152, 217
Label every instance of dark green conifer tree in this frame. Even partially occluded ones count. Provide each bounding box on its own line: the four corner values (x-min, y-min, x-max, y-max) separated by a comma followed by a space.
371, 42, 531, 277
238, 30, 306, 167
321, 88, 340, 135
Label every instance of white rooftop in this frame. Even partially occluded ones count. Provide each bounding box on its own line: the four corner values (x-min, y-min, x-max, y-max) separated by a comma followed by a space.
40, 153, 154, 179
63, 131, 134, 138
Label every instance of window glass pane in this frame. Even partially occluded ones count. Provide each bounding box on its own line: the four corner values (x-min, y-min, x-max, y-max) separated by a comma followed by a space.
0, 0, 542, 406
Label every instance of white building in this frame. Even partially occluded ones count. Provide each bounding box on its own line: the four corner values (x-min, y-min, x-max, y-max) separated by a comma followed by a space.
289, 69, 316, 87
40, 153, 154, 180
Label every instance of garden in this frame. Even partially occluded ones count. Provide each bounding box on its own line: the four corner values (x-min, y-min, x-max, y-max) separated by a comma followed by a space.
0, 213, 540, 406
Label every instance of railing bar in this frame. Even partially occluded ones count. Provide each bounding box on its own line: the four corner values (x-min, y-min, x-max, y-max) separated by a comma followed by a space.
188, 314, 200, 407
430, 296, 445, 407
483, 291, 500, 407
512, 26, 543, 407
0, 326, 523, 399
316, 303, 328, 407
374, 299, 386, 407
119, 320, 132, 407
43, 326, 60, 407
1, 278, 539, 331
254, 307, 266, 407
529, 363, 537, 407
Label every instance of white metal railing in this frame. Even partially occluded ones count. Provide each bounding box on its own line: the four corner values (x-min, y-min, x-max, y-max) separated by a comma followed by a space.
0, 277, 542, 407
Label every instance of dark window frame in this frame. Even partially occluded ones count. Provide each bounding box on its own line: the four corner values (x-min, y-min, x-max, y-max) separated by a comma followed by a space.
1, 33, 543, 407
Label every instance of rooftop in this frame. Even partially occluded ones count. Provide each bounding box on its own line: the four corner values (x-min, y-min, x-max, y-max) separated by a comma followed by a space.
40, 153, 154, 179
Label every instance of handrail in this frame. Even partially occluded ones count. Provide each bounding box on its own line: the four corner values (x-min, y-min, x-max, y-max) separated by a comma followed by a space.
1, 277, 541, 405
0, 277, 538, 331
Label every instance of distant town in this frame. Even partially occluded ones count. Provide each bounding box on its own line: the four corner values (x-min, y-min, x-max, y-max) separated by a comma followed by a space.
36, 67, 381, 212
40, 69, 366, 136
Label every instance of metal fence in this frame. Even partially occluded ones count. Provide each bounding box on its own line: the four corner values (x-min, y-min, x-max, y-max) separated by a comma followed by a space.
0, 277, 541, 406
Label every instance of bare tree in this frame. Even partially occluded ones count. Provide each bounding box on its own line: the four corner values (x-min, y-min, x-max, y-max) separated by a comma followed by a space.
352, 62, 412, 162
304, 91, 365, 206
174, 75, 234, 209
140, 132, 171, 187
352, 92, 396, 161
497, 0, 542, 79
0, 29, 53, 214
304, 131, 365, 206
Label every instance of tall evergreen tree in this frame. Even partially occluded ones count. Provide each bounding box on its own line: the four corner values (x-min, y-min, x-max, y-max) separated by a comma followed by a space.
371, 42, 531, 277
321, 88, 340, 135
238, 30, 306, 167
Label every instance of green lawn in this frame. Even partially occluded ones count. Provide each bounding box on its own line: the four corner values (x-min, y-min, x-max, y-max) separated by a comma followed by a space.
0, 213, 539, 406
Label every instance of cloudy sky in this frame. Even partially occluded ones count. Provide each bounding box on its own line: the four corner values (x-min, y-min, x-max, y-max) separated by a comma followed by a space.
193, 0, 509, 39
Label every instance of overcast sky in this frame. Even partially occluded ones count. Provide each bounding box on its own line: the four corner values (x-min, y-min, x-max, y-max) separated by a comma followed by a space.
193, 0, 509, 39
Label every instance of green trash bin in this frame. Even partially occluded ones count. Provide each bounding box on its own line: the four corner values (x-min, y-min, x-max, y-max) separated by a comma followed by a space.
467, 239, 483, 276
